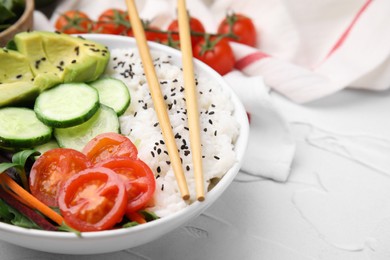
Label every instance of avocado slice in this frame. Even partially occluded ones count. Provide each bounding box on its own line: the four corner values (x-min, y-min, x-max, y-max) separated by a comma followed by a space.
14, 31, 110, 85
0, 48, 39, 107
0, 48, 34, 83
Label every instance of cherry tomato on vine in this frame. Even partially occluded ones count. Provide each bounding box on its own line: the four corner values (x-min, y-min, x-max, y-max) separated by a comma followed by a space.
168, 17, 205, 46
82, 132, 138, 165
58, 167, 127, 232
29, 148, 91, 207
96, 157, 156, 215
193, 37, 235, 75
127, 25, 167, 43
217, 13, 257, 47
95, 9, 130, 35
55, 10, 93, 34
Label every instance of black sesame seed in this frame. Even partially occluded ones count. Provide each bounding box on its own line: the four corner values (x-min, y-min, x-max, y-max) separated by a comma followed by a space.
71, 60, 76, 64
156, 175, 160, 179
186, 165, 190, 171
209, 119, 213, 125
160, 140, 165, 145
166, 161, 171, 165
173, 79, 178, 82
214, 130, 217, 136
157, 166, 161, 173
209, 111, 215, 115
16, 74, 22, 79
151, 151, 155, 157
184, 150, 190, 156
203, 128, 207, 132
214, 156, 220, 160
161, 184, 164, 191
184, 127, 189, 131
153, 122, 159, 127
157, 148, 161, 154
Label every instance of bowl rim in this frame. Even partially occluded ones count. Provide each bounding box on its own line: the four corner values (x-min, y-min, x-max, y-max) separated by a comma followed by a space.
0, 34, 250, 240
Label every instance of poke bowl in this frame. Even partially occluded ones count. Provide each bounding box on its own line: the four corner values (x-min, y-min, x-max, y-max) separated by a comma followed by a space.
0, 34, 249, 254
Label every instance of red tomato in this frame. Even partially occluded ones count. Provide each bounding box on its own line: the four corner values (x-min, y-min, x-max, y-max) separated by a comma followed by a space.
58, 167, 127, 232
96, 9, 130, 35
29, 148, 91, 207
82, 132, 138, 165
145, 26, 167, 42
167, 17, 205, 46
96, 157, 156, 215
217, 13, 257, 47
193, 37, 235, 75
55, 10, 93, 34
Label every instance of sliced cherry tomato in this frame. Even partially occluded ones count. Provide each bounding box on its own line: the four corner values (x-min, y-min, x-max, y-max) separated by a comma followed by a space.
96, 9, 130, 35
167, 17, 205, 47
58, 167, 127, 232
55, 10, 93, 34
29, 148, 91, 207
82, 132, 138, 165
193, 36, 235, 75
96, 157, 156, 215
217, 13, 257, 47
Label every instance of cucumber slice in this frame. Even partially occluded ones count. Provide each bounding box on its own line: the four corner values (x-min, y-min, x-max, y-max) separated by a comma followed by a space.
89, 77, 131, 116
34, 139, 59, 158
0, 107, 52, 148
34, 83, 99, 128
54, 105, 119, 151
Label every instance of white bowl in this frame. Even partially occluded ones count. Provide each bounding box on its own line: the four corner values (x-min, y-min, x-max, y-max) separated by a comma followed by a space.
0, 34, 249, 254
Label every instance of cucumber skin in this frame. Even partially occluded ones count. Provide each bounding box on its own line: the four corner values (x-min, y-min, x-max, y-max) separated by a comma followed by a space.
0, 134, 52, 149
34, 101, 100, 128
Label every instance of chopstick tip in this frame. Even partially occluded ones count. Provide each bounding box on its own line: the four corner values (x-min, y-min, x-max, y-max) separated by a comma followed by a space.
197, 195, 205, 202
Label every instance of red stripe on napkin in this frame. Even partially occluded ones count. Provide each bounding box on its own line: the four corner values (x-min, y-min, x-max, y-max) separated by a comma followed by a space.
323, 0, 373, 60
235, 52, 270, 70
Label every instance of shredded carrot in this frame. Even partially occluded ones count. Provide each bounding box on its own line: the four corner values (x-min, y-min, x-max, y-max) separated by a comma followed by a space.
0, 174, 64, 226
2, 185, 35, 209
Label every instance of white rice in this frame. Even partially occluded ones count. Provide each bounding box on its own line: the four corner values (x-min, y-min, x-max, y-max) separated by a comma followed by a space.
105, 48, 239, 217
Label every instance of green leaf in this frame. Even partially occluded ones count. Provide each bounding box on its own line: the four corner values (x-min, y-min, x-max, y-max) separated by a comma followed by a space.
12, 149, 40, 167
0, 199, 40, 229
0, 3, 15, 24
0, 162, 20, 173
139, 210, 159, 222
123, 221, 139, 228
58, 222, 82, 237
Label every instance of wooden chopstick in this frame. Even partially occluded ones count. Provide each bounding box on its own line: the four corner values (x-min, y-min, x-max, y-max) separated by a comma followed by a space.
177, 0, 205, 201
125, 0, 190, 200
